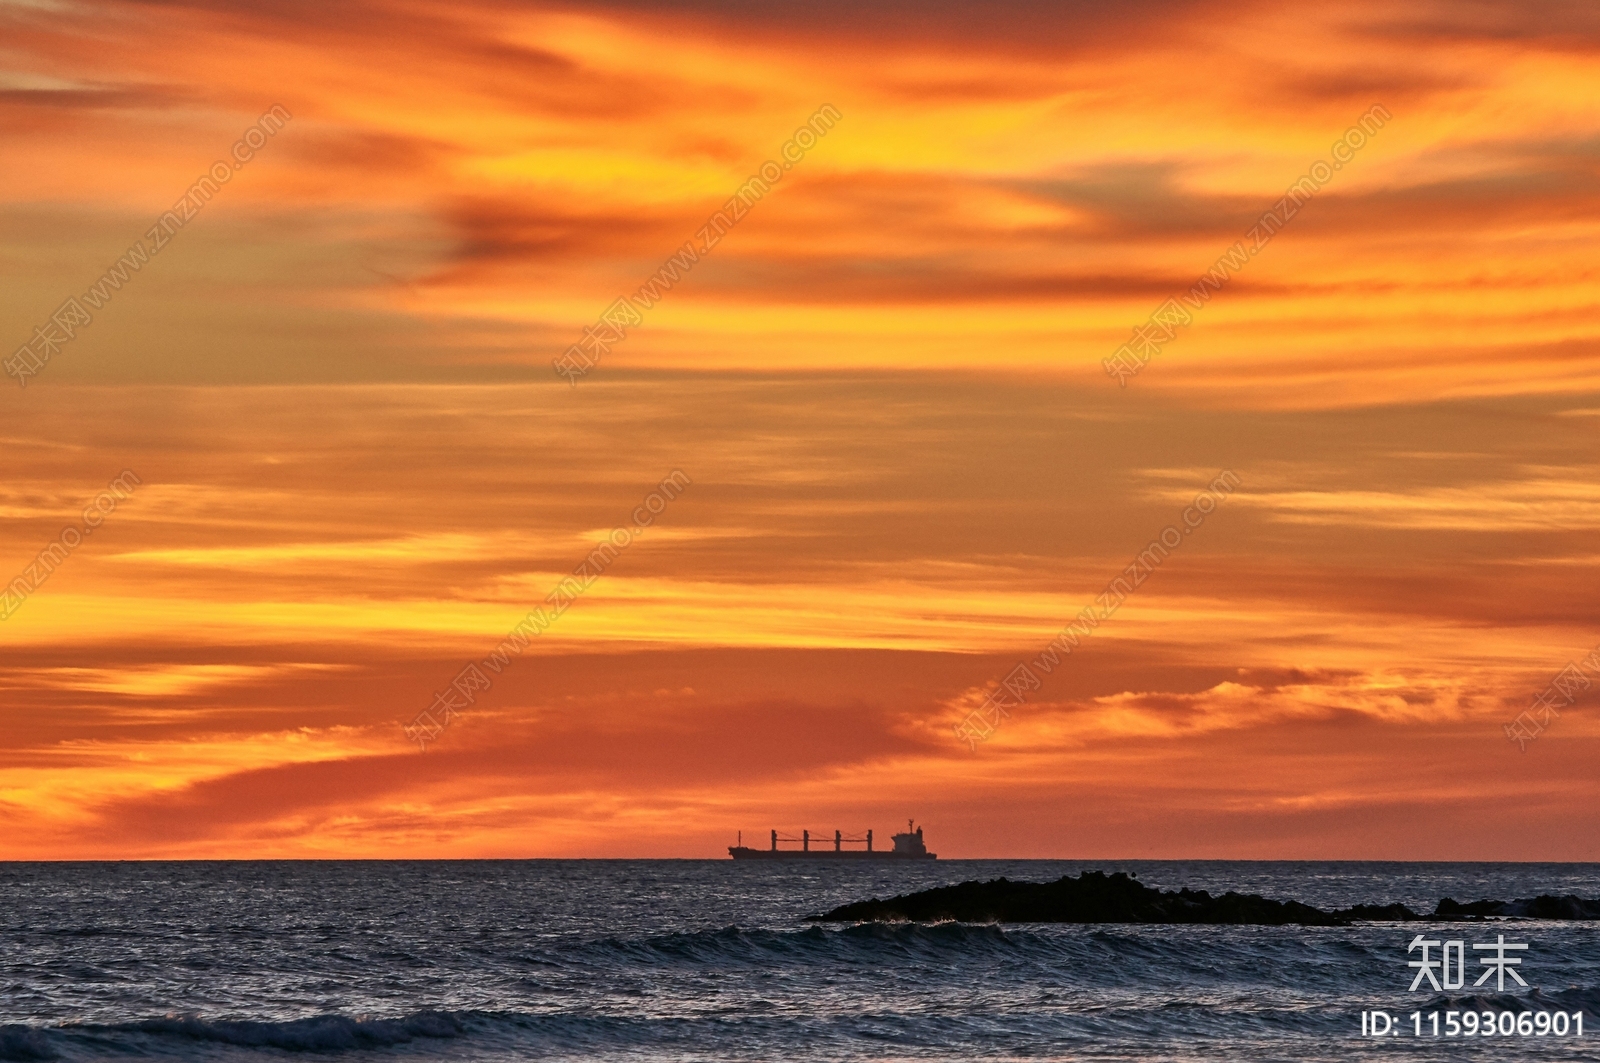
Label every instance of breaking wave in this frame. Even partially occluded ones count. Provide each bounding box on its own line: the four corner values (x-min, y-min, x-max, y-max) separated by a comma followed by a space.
6, 1012, 462, 1060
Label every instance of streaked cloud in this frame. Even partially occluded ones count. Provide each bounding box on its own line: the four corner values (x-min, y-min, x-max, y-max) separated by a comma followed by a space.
3, 0, 1599, 858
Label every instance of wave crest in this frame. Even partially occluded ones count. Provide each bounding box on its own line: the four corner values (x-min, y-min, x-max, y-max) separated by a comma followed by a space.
129, 1012, 464, 1051
0, 1025, 58, 1063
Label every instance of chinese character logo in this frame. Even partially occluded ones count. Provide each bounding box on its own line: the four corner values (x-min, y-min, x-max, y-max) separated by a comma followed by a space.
1473, 934, 1529, 991
1408, 934, 1528, 992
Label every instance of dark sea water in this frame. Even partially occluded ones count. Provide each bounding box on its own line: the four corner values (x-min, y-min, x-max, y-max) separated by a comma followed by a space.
2, 861, 1599, 1061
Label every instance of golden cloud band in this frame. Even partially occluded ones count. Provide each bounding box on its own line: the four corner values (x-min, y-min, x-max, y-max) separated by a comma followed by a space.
403, 471, 692, 749
953, 470, 1241, 750
553, 106, 842, 386
0, 470, 141, 622
1104, 104, 1392, 388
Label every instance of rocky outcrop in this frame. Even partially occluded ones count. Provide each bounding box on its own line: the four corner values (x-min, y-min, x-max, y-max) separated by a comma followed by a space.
812, 871, 1600, 925
1435, 895, 1600, 919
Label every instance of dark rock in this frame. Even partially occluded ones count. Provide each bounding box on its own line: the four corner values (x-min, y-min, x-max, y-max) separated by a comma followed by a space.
811, 871, 1405, 926
1335, 903, 1424, 922
813, 873, 1600, 926
1435, 894, 1600, 920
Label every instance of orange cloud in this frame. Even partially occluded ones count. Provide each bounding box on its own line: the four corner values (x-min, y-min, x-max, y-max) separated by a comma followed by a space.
4, 0, 1600, 859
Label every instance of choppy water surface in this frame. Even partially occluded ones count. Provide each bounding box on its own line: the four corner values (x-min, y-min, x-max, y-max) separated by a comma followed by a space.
2, 860, 1598, 1061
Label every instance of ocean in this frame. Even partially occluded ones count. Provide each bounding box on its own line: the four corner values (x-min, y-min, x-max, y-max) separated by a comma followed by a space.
2, 860, 1597, 1061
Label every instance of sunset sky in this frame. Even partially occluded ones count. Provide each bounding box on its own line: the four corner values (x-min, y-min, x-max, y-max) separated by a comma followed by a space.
3, 0, 1599, 859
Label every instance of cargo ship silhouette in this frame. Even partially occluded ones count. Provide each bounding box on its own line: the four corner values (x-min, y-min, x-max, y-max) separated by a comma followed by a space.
728, 819, 936, 860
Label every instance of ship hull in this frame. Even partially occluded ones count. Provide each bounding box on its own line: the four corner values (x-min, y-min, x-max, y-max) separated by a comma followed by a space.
727, 847, 936, 860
